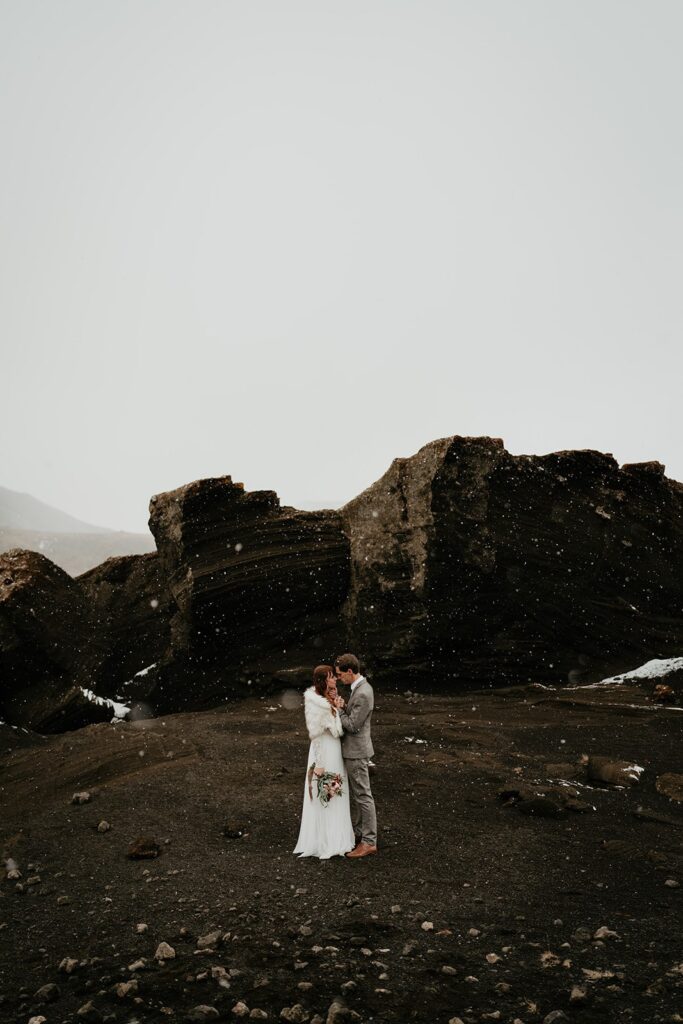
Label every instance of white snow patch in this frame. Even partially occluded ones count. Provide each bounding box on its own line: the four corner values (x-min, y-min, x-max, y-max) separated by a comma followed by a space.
121, 663, 157, 687
600, 657, 683, 684
80, 688, 131, 721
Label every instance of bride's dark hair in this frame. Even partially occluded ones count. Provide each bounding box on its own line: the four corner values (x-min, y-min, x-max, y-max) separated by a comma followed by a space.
313, 664, 334, 698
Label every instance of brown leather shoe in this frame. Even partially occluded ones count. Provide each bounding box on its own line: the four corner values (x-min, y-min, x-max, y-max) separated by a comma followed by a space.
346, 843, 378, 858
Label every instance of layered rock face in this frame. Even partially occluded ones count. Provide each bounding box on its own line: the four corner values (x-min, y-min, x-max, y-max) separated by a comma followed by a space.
2, 437, 682, 729
145, 476, 350, 709
78, 552, 171, 695
342, 437, 683, 685
0, 550, 112, 730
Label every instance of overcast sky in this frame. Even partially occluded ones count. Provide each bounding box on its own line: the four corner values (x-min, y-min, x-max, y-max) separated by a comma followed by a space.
1, 1, 681, 533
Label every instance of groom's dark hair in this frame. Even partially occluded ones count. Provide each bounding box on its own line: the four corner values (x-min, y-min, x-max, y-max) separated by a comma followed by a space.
335, 653, 360, 674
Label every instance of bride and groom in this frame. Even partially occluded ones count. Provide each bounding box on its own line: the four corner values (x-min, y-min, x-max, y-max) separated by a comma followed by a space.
293, 653, 377, 860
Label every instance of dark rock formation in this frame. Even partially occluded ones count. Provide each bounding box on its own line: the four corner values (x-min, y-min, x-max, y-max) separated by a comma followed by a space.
78, 552, 172, 697
0, 550, 112, 731
341, 436, 683, 686
2, 436, 682, 727
145, 476, 350, 710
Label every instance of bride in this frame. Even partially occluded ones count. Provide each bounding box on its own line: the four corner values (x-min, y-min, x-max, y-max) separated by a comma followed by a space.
293, 664, 356, 859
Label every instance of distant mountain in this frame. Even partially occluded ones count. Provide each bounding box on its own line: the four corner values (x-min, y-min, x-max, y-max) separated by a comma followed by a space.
0, 487, 155, 576
295, 498, 345, 511
0, 486, 112, 534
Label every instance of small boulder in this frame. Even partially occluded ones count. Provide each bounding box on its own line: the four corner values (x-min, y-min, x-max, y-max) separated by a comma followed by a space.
76, 1002, 102, 1021
187, 1007, 220, 1022
155, 942, 176, 960
128, 836, 161, 859
34, 983, 60, 1004
197, 929, 223, 950
280, 1007, 309, 1023
586, 757, 643, 787
326, 1001, 361, 1024
656, 773, 683, 802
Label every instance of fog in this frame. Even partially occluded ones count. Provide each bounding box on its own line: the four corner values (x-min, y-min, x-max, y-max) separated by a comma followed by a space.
1, 1, 681, 532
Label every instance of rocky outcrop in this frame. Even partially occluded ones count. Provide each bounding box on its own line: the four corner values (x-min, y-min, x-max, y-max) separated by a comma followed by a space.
341, 436, 683, 686
0, 550, 112, 731
2, 436, 682, 727
145, 476, 350, 709
78, 552, 172, 696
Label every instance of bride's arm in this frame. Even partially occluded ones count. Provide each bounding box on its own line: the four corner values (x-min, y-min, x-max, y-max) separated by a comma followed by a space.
305, 697, 327, 769
326, 710, 344, 738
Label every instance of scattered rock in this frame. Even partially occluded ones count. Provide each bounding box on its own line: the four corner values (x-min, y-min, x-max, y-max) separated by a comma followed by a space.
76, 1001, 102, 1021
197, 929, 223, 950
154, 942, 176, 960
325, 999, 361, 1024
72, 791, 92, 805
665, 878, 680, 888
586, 757, 643, 787
34, 983, 60, 1004
97, 820, 112, 833
59, 957, 79, 974
128, 836, 161, 859
223, 824, 249, 840
114, 979, 139, 998
280, 1007, 309, 1023
186, 1007, 220, 1022
657, 773, 683, 801
232, 1004, 250, 1018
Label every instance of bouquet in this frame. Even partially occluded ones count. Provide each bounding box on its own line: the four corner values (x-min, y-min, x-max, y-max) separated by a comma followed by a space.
307, 764, 343, 805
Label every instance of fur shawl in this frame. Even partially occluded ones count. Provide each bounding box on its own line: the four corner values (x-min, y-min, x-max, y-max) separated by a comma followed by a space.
304, 687, 343, 740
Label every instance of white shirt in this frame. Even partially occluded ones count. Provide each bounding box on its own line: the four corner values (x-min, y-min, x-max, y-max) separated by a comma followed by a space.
350, 675, 365, 694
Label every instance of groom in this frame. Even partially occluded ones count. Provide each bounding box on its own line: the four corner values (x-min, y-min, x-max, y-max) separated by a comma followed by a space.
335, 653, 377, 859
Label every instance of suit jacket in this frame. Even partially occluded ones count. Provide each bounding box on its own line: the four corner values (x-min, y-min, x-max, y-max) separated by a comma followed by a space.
340, 677, 375, 759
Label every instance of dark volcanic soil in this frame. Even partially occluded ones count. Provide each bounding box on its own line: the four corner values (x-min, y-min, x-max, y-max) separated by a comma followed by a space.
1, 683, 682, 1024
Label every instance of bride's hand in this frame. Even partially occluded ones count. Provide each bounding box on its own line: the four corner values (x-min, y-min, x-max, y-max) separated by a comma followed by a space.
313, 766, 325, 777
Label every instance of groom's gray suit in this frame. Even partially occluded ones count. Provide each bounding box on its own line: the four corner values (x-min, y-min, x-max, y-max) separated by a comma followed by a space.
339, 677, 377, 847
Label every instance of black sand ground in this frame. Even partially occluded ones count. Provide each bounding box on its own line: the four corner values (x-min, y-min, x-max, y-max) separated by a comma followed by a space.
1, 682, 682, 1024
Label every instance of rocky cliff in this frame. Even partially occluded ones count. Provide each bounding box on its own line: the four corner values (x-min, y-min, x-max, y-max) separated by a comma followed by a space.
341, 436, 683, 686
144, 476, 350, 709
2, 437, 682, 729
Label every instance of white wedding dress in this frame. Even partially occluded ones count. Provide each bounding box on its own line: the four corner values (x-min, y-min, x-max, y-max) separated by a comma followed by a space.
293, 688, 356, 860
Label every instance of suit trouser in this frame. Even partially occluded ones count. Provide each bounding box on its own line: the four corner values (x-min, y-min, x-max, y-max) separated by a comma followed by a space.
344, 757, 377, 846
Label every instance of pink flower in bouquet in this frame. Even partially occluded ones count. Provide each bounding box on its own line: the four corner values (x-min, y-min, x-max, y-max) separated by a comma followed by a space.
316, 770, 344, 806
